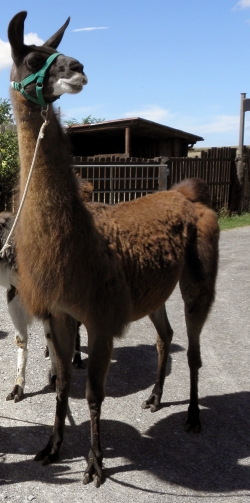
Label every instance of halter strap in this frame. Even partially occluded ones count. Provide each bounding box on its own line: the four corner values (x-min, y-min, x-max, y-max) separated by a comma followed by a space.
11, 52, 63, 107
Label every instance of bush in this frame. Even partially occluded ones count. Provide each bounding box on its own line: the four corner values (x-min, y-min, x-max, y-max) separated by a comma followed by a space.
0, 99, 19, 212
0, 128, 19, 211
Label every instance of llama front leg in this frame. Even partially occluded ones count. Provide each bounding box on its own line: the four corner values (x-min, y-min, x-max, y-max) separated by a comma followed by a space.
6, 287, 31, 402
35, 313, 76, 464
142, 304, 173, 412
83, 332, 113, 487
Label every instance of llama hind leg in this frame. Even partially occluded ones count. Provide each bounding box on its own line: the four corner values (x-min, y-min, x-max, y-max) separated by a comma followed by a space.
83, 332, 113, 487
35, 314, 76, 464
180, 279, 215, 432
142, 304, 173, 412
6, 287, 30, 402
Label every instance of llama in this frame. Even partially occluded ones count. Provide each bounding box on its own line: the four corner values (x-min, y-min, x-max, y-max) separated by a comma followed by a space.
8, 11, 219, 487
0, 180, 92, 401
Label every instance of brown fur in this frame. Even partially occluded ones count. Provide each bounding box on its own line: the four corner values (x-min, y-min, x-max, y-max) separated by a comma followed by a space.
8, 12, 219, 486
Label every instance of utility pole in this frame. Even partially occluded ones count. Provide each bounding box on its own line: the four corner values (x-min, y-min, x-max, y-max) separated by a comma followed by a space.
235, 93, 250, 213
238, 93, 246, 159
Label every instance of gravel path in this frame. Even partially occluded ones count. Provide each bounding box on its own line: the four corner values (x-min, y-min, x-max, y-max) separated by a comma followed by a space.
0, 226, 249, 503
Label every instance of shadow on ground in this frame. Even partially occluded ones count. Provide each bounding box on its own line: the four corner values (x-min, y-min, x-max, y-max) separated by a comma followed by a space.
1, 391, 250, 493
17, 342, 185, 403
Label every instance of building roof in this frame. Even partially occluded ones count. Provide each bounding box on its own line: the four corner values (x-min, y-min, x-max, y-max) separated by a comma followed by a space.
67, 117, 203, 144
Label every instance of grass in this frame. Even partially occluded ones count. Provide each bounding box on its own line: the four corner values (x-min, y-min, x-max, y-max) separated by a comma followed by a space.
218, 212, 250, 231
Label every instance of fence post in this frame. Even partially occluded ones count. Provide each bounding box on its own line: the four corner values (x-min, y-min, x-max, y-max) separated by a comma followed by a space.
158, 157, 169, 190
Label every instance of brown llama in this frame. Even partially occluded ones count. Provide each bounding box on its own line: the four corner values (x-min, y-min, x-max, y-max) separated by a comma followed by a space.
8, 12, 219, 487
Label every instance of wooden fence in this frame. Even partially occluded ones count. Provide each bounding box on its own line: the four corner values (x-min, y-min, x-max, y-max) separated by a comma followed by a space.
166, 148, 236, 211
73, 157, 165, 204
73, 147, 247, 211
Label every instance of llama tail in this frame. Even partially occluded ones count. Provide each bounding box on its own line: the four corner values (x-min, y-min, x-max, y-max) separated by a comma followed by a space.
174, 178, 220, 309
170, 177, 212, 208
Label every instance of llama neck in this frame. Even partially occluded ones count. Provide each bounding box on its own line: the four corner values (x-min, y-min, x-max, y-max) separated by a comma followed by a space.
11, 91, 100, 317
12, 91, 73, 198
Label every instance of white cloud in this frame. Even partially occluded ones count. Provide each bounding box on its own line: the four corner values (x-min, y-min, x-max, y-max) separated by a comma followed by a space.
191, 115, 239, 134
168, 114, 239, 136
0, 40, 11, 71
62, 105, 103, 122
124, 106, 240, 137
24, 33, 44, 46
233, 0, 250, 9
73, 27, 108, 32
124, 105, 174, 123
0, 33, 44, 71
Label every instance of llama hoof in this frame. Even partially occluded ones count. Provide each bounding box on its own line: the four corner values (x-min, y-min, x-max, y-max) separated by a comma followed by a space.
184, 421, 201, 433
34, 445, 59, 464
185, 405, 201, 432
83, 472, 102, 488
141, 394, 161, 412
34, 451, 58, 464
83, 449, 103, 487
6, 385, 24, 403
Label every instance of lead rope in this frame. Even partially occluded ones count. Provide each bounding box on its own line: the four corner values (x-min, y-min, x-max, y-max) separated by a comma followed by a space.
0, 106, 49, 258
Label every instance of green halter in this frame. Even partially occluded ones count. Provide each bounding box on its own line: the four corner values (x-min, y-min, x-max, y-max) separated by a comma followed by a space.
11, 52, 63, 107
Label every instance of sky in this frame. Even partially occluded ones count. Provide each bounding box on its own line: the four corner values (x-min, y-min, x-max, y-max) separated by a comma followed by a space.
1, 0, 250, 148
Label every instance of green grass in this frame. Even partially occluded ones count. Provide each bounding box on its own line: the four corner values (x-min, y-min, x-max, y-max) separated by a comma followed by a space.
218, 212, 250, 231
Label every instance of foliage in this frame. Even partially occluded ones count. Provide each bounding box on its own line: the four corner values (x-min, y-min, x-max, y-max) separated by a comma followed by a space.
218, 212, 250, 231
0, 99, 19, 211
0, 98, 14, 124
64, 114, 105, 127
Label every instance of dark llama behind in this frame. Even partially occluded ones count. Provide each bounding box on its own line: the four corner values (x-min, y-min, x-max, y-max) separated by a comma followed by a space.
8, 11, 219, 487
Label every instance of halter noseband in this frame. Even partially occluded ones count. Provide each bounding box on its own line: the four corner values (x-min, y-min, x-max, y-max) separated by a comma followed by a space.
11, 52, 63, 107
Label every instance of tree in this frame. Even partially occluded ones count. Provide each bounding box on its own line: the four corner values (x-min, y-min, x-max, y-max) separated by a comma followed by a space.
0, 99, 19, 211
0, 98, 14, 124
64, 114, 105, 127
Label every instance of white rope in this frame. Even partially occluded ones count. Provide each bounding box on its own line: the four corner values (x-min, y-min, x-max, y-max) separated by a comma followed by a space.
0, 107, 49, 258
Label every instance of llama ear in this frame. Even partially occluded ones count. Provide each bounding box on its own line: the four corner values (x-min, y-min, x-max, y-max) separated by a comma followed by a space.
43, 17, 70, 49
8, 11, 27, 58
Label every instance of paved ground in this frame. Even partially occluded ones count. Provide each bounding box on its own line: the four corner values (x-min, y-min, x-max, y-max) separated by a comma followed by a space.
0, 226, 249, 503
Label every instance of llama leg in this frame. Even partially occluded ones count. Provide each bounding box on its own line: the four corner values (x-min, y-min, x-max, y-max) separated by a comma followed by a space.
179, 279, 215, 432
72, 322, 83, 368
83, 332, 113, 487
6, 287, 30, 402
35, 314, 76, 464
142, 304, 173, 412
179, 209, 219, 431
43, 317, 58, 389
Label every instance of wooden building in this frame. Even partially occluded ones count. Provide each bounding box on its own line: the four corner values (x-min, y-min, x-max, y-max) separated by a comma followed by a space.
66, 117, 203, 159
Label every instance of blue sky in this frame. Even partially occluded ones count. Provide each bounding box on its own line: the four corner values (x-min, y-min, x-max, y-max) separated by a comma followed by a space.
1, 0, 250, 147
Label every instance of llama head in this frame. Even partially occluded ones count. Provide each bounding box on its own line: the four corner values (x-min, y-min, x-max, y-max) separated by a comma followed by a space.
8, 11, 87, 106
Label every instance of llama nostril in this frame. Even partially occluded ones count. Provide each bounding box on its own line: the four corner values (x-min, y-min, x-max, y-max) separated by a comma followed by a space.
69, 59, 84, 74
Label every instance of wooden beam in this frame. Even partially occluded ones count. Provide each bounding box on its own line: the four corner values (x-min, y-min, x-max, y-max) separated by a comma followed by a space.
125, 127, 131, 156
